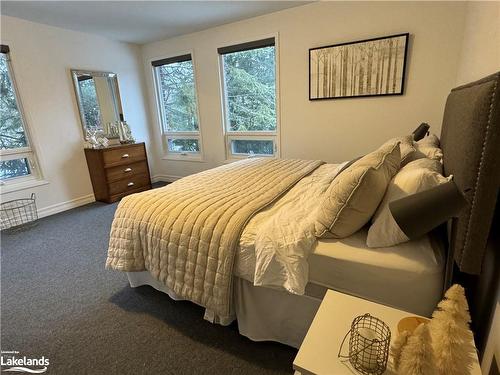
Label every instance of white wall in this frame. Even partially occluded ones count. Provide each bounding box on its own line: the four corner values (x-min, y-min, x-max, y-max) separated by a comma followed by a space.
2, 1, 492, 213
142, 1, 467, 180
0, 16, 153, 215
456, 1, 500, 85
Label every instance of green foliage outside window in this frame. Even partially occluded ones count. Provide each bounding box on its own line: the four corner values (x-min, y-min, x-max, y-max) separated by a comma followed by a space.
0, 53, 27, 150
0, 159, 30, 180
1, 53, 31, 180
167, 138, 200, 153
223, 47, 276, 132
157, 60, 199, 132
155, 47, 277, 156
231, 139, 273, 155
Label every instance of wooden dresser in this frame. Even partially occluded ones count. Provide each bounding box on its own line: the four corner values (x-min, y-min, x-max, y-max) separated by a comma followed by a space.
84, 142, 152, 203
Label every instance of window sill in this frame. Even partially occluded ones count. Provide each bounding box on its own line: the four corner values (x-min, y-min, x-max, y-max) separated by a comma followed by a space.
161, 155, 206, 163
0, 178, 49, 195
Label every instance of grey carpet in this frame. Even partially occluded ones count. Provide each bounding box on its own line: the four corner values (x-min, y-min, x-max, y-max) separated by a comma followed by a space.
0, 188, 296, 374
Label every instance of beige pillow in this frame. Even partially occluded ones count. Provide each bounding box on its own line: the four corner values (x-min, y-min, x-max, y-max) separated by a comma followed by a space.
383, 135, 416, 165
366, 158, 451, 248
404, 134, 443, 165
315, 141, 401, 238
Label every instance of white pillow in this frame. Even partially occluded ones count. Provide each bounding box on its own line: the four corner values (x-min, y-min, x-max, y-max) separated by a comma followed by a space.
366, 158, 451, 248
403, 134, 443, 165
418, 133, 440, 147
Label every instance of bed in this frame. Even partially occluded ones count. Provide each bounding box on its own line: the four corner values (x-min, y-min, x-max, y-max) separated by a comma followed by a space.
127, 226, 444, 347
107, 72, 500, 349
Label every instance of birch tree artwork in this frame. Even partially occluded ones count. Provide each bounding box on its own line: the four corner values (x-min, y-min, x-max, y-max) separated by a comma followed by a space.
309, 34, 408, 99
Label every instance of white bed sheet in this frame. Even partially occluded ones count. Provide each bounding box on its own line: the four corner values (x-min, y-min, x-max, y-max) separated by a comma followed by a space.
308, 228, 445, 315
236, 162, 346, 294
236, 226, 444, 317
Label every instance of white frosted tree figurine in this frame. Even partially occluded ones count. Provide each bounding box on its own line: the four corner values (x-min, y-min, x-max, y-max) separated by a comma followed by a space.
430, 284, 475, 375
398, 323, 436, 375
390, 330, 410, 371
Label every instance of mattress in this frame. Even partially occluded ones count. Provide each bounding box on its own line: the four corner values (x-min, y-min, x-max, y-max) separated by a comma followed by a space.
236, 226, 444, 316
307, 228, 445, 315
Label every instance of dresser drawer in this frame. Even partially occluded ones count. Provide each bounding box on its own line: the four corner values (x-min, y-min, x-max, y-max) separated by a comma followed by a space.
105, 161, 149, 183
107, 173, 150, 196
108, 185, 151, 203
102, 145, 146, 167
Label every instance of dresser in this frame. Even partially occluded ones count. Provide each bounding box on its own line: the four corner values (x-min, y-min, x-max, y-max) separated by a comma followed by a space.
84, 142, 152, 203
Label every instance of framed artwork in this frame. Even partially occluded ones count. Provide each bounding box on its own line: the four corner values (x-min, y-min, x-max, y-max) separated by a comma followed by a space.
309, 33, 409, 100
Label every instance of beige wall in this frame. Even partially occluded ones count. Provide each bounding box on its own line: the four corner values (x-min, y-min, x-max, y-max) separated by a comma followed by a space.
456, 1, 500, 85
0, 16, 152, 215
3, 1, 495, 214
142, 1, 467, 180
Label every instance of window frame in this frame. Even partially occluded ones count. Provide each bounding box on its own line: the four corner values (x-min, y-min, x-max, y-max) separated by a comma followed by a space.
218, 34, 281, 161
151, 51, 204, 161
0, 44, 44, 191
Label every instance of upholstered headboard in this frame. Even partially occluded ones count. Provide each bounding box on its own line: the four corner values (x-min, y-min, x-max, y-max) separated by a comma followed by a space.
440, 72, 500, 275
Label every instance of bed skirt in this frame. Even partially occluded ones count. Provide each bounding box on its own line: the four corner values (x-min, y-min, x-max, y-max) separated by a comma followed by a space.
126, 272, 323, 348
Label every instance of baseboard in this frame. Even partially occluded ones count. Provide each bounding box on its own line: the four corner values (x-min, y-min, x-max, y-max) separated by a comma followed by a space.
37, 194, 95, 218
152, 174, 182, 183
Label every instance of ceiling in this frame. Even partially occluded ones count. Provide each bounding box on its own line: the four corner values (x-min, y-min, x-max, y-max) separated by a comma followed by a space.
1, 1, 311, 44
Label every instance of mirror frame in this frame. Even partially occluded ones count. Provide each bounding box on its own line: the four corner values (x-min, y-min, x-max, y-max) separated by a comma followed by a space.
71, 69, 124, 139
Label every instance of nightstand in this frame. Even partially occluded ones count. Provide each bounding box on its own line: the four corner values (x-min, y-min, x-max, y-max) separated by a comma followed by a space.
293, 289, 481, 375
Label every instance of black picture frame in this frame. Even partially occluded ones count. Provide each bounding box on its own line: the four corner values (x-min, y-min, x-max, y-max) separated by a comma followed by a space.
309, 33, 409, 100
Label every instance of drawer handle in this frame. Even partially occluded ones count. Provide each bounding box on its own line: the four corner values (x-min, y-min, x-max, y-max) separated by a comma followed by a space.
124, 168, 132, 172
127, 182, 134, 187
122, 153, 129, 158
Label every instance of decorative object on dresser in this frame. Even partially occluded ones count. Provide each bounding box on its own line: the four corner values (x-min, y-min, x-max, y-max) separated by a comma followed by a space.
84, 142, 152, 203
85, 127, 109, 149
117, 120, 135, 144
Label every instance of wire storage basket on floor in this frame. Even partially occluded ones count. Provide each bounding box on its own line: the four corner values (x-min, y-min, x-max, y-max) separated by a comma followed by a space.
1, 193, 38, 232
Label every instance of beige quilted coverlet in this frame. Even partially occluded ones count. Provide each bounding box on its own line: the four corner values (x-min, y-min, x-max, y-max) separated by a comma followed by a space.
106, 158, 323, 317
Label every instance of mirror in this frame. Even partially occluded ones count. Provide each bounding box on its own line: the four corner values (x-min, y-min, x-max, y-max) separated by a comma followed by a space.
71, 70, 123, 139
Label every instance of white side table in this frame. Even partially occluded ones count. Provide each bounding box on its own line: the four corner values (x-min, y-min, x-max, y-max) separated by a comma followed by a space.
293, 289, 481, 375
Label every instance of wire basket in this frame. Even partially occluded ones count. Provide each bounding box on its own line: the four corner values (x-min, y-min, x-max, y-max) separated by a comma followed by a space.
338, 313, 391, 375
1, 193, 38, 232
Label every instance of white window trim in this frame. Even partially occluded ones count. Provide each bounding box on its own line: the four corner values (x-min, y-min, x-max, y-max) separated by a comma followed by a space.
218, 32, 281, 162
150, 50, 205, 162
0, 178, 49, 194
0, 47, 46, 192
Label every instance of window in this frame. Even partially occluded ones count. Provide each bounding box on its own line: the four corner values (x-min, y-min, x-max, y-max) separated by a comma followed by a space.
219, 37, 278, 159
0, 45, 40, 184
152, 54, 202, 158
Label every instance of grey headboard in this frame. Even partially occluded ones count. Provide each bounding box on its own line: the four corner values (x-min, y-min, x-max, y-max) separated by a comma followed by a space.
440, 72, 500, 275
